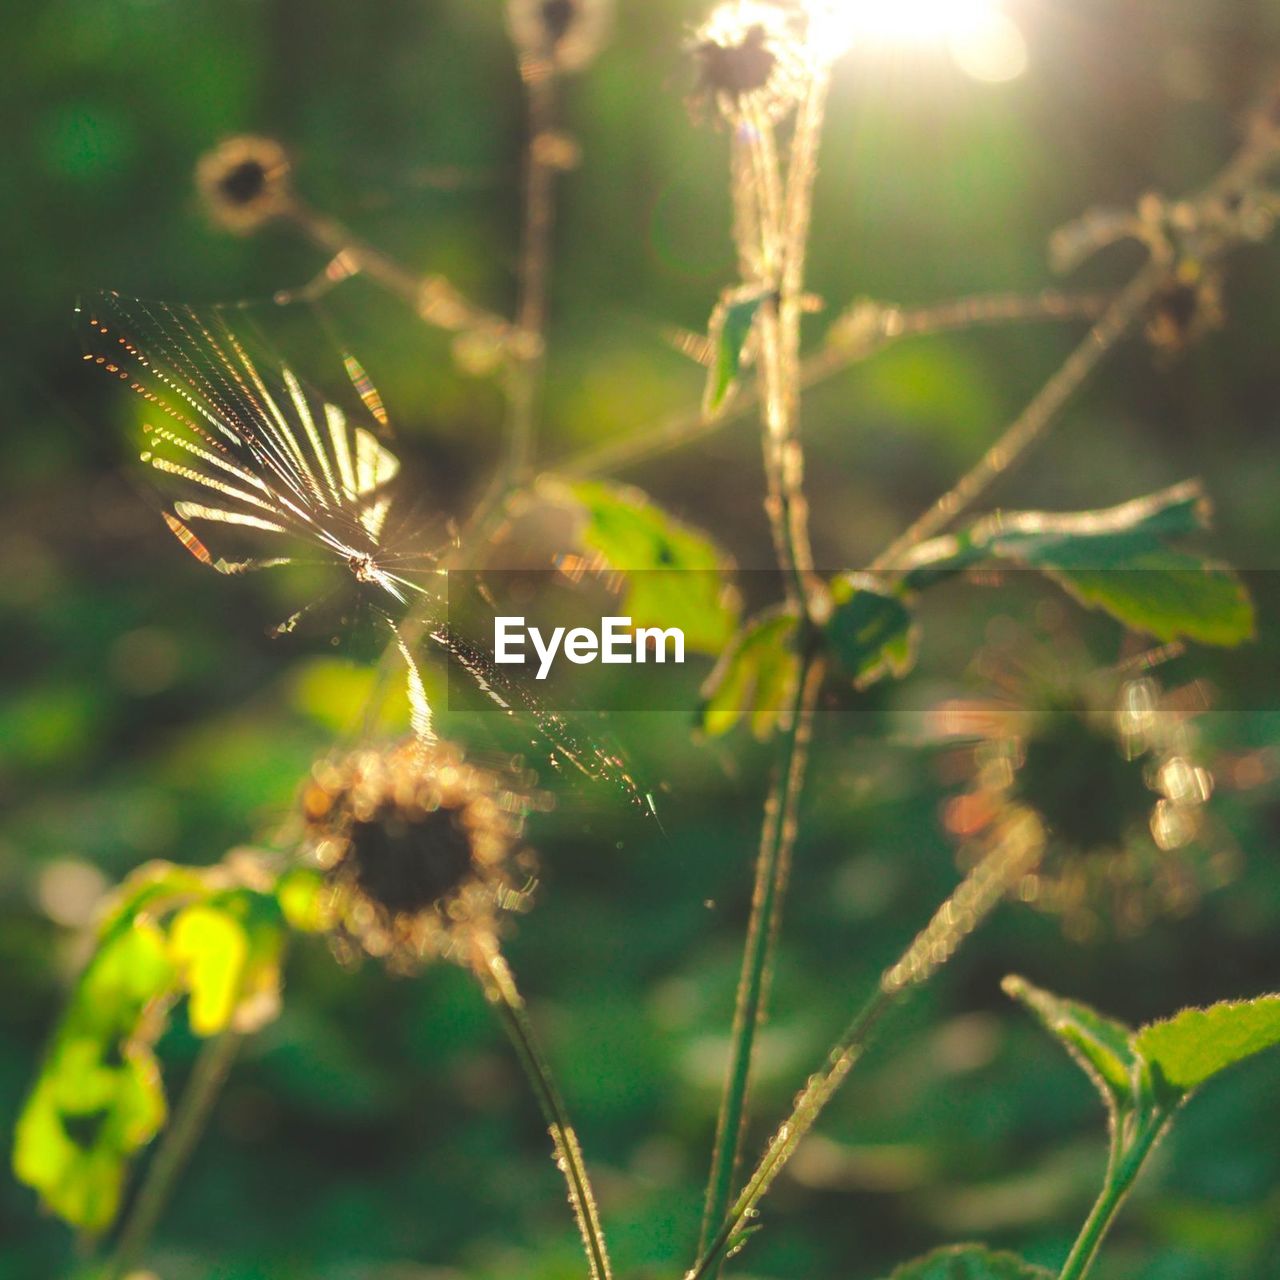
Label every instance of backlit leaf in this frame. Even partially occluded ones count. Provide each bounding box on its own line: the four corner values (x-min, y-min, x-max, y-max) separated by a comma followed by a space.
1003, 975, 1136, 1114
898, 481, 1253, 646
703, 284, 772, 416
543, 477, 740, 654
1135, 995, 1280, 1092
699, 607, 799, 739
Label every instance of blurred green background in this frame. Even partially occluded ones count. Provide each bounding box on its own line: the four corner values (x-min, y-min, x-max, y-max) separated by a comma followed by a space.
4, 0, 1280, 1276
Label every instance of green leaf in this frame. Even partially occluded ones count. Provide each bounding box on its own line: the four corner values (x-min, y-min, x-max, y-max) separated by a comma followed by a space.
878, 1244, 1054, 1279
169, 904, 250, 1037
899, 482, 1254, 647
1135, 995, 1280, 1092
1003, 976, 1137, 1113
699, 607, 799, 739
12, 926, 175, 1233
543, 476, 740, 654
826, 573, 918, 687
703, 284, 772, 416
276, 866, 332, 934
13, 855, 294, 1234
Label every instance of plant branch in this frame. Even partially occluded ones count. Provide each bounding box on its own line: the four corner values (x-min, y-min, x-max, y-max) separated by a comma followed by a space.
559, 290, 1107, 479
698, 649, 825, 1257
473, 942, 613, 1280
688, 810, 1046, 1280
468, 67, 560, 538
869, 260, 1166, 572
1057, 1108, 1172, 1280
103, 1029, 242, 1280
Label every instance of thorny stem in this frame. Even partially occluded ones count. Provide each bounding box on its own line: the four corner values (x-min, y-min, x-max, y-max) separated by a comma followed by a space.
473, 942, 613, 1280
1057, 1109, 1171, 1280
103, 1030, 242, 1280
699, 649, 825, 1257
559, 291, 1109, 478
688, 811, 1047, 1280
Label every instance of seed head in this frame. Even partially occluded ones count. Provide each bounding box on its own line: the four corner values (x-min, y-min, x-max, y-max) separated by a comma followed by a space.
506, 0, 612, 77
195, 135, 294, 235
1145, 261, 1225, 358
931, 632, 1234, 940
301, 740, 534, 972
690, 2, 811, 126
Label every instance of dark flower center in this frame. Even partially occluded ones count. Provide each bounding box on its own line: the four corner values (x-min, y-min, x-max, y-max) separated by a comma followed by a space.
219, 160, 269, 206
698, 25, 776, 99
541, 0, 577, 45
349, 806, 476, 915
1013, 706, 1155, 851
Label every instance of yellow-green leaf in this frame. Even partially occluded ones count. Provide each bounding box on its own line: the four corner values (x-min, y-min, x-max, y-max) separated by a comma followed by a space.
169, 904, 250, 1036
1135, 995, 1280, 1092
543, 476, 740, 654
699, 608, 799, 739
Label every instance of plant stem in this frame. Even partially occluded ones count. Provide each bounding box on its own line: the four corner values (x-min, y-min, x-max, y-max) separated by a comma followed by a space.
869, 260, 1166, 572
284, 200, 517, 351
1058, 1110, 1170, 1280
473, 942, 613, 1280
559, 291, 1108, 478
699, 649, 824, 1257
468, 67, 559, 539
697, 72, 833, 1272
104, 1030, 241, 1280
688, 810, 1046, 1280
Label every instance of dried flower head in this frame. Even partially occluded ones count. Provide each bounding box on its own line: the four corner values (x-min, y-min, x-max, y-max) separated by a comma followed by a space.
195, 135, 294, 235
1145, 260, 1225, 357
691, 1, 811, 125
931, 635, 1235, 939
301, 740, 535, 972
506, 0, 612, 77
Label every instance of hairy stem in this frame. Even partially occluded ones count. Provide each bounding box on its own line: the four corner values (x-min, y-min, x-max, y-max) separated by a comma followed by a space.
699, 650, 825, 1256
473, 942, 613, 1280
1058, 1110, 1170, 1280
697, 74, 833, 1273
689, 810, 1046, 1280
104, 1030, 241, 1280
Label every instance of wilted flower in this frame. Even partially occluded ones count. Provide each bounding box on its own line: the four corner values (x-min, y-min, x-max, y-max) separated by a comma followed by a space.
195, 135, 294, 235
930, 634, 1236, 939
301, 740, 535, 972
506, 0, 612, 77
1145, 260, 1225, 357
690, 1, 812, 126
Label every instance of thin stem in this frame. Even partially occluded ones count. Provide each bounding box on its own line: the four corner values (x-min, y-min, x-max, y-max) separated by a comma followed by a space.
103, 1030, 242, 1280
871, 123, 1280, 573
696, 74, 832, 1273
688, 810, 1046, 1280
758, 75, 829, 614
559, 291, 1108, 478
869, 260, 1166, 572
699, 650, 825, 1257
473, 942, 613, 1280
467, 66, 559, 539
284, 201, 518, 352
1058, 1111, 1170, 1280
